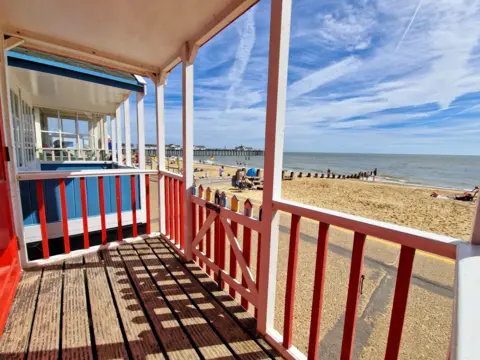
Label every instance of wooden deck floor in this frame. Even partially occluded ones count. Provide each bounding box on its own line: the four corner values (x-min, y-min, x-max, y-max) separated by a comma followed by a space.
0, 238, 279, 360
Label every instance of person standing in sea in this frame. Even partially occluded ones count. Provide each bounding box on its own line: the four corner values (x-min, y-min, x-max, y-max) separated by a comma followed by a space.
373, 168, 377, 181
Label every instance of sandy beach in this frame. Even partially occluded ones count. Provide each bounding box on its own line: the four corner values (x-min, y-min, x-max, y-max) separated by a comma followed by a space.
214, 177, 475, 240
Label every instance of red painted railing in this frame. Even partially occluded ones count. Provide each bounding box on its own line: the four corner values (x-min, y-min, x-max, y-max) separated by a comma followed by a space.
190, 186, 262, 314
18, 169, 156, 261
264, 199, 457, 360
161, 171, 185, 252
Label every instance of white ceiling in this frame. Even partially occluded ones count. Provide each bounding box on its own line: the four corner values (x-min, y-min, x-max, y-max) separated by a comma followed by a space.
0, 0, 257, 76
10, 66, 130, 114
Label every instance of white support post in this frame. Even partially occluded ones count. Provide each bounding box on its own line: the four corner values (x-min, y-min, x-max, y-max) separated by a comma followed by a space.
116, 105, 122, 165
123, 97, 131, 166
103, 116, 109, 159
472, 202, 480, 244
111, 114, 117, 163
181, 43, 197, 261
34, 107, 41, 159
156, 72, 167, 234
137, 89, 146, 224
75, 112, 80, 160
258, 0, 293, 335
0, 34, 28, 266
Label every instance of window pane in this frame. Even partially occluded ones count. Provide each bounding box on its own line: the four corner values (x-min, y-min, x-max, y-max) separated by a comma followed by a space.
47, 117, 59, 132
78, 119, 89, 134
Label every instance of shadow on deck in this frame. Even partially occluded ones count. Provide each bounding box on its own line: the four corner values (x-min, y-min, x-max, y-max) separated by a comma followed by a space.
0, 238, 279, 359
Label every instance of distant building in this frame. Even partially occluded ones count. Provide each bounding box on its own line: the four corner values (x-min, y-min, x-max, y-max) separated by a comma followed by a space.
166, 144, 181, 150
193, 145, 206, 150
235, 145, 253, 151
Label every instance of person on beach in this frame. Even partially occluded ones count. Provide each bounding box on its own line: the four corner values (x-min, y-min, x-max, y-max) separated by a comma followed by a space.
431, 186, 478, 202
219, 166, 224, 177
373, 168, 377, 182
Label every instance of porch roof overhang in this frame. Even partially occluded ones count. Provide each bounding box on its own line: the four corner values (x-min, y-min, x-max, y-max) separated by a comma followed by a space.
0, 0, 259, 78
9, 65, 133, 114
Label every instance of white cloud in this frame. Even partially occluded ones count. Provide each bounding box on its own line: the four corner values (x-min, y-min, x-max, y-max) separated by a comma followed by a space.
225, 8, 257, 111
288, 56, 362, 100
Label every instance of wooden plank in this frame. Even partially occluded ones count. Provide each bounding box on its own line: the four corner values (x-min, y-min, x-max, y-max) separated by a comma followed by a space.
27, 265, 63, 360
131, 242, 235, 360
117, 244, 199, 360
150, 238, 281, 360
0, 270, 42, 360
144, 241, 271, 360
102, 249, 165, 359
84, 252, 129, 360
62, 256, 93, 360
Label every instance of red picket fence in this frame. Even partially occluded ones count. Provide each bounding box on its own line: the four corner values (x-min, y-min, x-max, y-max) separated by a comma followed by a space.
162, 171, 185, 251
18, 169, 156, 261
190, 185, 262, 314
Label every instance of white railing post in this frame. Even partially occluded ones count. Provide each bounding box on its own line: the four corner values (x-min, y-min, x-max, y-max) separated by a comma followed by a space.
137, 85, 147, 225
124, 97, 132, 167
258, 0, 293, 335
181, 42, 197, 261
111, 113, 117, 163
156, 72, 168, 234
116, 105, 122, 165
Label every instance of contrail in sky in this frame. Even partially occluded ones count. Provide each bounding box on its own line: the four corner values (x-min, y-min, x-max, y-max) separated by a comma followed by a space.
395, 0, 425, 52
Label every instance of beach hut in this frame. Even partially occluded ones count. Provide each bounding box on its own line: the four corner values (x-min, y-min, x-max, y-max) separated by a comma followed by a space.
0, 1, 478, 359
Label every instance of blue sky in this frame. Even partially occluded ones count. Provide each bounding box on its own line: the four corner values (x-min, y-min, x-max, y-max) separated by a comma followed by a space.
127, 0, 480, 155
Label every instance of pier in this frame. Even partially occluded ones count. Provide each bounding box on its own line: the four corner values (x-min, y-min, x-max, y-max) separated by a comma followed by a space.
166, 148, 264, 157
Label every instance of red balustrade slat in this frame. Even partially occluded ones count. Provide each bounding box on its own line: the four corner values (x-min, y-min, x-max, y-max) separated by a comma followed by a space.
115, 175, 123, 241
130, 175, 137, 237
229, 220, 238, 298
198, 203, 205, 269
98, 176, 107, 245
340, 232, 366, 360
219, 217, 226, 290
80, 177, 89, 248
146, 174, 151, 234
59, 179, 70, 254
385, 246, 416, 359
191, 200, 197, 260
165, 176, 170, 237
36, 180, 49, 259
307, 222, 330, 360
174, 179, 179, 245
206, 209, 212, 276
180, 181, 185, 250
255, 231, 262, 319
241, 203, 253, 310
214, 215, 221, 283
283, 214, 301, 348
170, 177, 175, 241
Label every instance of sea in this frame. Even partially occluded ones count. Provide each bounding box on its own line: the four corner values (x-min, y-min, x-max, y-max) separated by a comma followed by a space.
194, 153, 480, 191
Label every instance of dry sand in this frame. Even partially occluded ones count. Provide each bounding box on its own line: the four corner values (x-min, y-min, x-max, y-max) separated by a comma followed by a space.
215, 177, 476, 240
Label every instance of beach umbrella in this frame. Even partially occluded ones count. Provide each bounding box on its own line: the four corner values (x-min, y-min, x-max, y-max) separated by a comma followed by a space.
246, 168, 257, 176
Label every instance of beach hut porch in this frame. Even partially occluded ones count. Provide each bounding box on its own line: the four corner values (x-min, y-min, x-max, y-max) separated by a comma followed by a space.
0, 0, 480, 359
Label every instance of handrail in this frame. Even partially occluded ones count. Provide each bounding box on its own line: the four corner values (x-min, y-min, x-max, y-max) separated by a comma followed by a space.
17, 169, 158, 180
273, 199, 459, 259
159, 169, 183, 181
